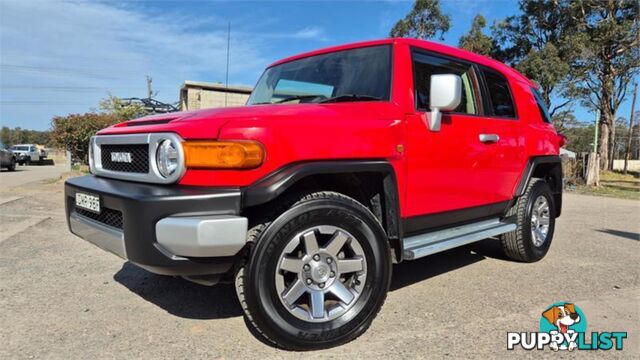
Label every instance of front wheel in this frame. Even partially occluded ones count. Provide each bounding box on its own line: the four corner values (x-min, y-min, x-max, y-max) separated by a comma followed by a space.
8, 158, 16, 171
236, 191, 391, 350
500, 178, 556, 262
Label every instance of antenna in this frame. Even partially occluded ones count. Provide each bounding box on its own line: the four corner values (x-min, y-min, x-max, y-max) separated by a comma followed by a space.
225, 21, 231, 107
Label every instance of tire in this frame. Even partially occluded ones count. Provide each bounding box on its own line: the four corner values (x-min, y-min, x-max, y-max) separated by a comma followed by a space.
8, 158, 16, 171
236, 191, 391, 350
500, 178, 555, 262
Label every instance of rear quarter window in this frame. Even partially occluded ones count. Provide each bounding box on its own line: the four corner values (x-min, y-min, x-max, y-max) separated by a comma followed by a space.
481, 67, 516, 118
531, 87, 552, 123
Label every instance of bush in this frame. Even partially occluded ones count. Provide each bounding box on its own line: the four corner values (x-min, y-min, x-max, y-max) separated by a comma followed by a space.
50, 113, 119, 164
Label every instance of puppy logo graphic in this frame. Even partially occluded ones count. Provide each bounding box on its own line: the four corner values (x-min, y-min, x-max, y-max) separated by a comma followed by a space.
542, 303, 581, 333
541, 303, 582, 351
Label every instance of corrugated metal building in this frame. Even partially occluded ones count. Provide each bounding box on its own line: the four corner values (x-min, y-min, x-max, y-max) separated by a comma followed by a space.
180, 81, 252, 111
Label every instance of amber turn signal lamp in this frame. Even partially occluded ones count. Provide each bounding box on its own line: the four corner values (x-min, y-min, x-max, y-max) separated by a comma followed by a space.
183, 141, 264, 169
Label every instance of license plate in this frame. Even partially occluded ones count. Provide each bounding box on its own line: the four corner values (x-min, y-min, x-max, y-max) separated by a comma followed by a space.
75, 192, 101, 213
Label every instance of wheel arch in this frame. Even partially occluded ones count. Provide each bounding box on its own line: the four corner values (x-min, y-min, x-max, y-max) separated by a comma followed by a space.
515, 156, 563, 217
242, 160, 402, 260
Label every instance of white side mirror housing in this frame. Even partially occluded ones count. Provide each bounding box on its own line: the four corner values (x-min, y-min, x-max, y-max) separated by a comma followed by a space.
427, 74, 462, 131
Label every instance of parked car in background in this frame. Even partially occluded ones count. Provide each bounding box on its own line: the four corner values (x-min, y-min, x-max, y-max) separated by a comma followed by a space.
10, 144, 44, 165
37, 145, 49, 160
0, 141, 17, 171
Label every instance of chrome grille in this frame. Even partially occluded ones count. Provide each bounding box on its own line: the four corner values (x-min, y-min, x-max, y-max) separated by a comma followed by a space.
90, 133, 185, 184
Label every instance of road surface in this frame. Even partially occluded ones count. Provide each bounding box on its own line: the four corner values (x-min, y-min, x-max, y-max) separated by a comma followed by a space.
0, 176, 638, 358
0, 163, 67, 188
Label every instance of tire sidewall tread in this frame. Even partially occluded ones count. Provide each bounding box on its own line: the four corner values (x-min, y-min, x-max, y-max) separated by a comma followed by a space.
236, 191, 391, 350
501, 178, 555, 262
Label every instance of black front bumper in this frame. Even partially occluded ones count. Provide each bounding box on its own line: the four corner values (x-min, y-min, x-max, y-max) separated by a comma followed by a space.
65, 175, 242, 276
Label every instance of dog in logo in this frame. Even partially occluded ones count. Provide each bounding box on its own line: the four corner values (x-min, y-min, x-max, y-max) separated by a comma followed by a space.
542, 303, 581, 351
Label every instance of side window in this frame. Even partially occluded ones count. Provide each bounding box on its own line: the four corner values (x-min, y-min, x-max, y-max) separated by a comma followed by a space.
531, 87, 552, 123
412, 51, 480, 115
481, 68, 516, 118
30, 146, 36, 152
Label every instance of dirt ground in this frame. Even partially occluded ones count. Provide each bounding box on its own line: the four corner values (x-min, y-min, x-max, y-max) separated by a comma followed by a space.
1, 168, 638, 359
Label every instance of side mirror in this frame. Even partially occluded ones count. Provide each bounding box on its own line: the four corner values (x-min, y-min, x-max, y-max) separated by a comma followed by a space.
427, 74, 462, 131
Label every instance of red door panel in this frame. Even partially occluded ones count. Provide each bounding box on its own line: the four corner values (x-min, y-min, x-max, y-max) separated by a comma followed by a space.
404, 112, 523, 218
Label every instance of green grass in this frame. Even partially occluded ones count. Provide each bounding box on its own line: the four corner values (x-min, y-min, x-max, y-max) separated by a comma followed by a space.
600, 170, 640, 181
569, 170, 640, 200
574, 184, 640, 200
71, 163, 90, 173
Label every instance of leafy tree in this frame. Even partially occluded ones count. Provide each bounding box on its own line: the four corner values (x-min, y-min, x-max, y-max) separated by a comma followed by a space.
390, 0, 451, 40
567, 0, 639, 170
50, 113, 119, 163
492, 0, 580, 115
550, 111, 596, 154
0, 126, 51, 147
458, 15, 496, 57
98, 94, 148, 121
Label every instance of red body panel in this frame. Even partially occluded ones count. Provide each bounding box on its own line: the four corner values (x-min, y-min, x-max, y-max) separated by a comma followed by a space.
98, 38, 561, 219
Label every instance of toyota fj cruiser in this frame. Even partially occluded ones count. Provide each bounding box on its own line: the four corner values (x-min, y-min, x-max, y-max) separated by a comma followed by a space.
65, 38, 564, 350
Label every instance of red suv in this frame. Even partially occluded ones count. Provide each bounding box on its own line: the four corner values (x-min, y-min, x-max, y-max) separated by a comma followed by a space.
65, 38, 563, 350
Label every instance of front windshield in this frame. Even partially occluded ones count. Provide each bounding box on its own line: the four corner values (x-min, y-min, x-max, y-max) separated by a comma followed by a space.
247, 45, 392, 105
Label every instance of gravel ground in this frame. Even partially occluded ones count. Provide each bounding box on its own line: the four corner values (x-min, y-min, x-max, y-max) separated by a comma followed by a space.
0, 170, 638, 359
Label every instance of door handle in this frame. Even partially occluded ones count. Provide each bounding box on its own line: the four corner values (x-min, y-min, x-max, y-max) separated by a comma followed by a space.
479, 134, 500, 143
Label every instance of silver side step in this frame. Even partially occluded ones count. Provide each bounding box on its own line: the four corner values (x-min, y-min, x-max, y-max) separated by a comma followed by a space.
403, 218, 516, 260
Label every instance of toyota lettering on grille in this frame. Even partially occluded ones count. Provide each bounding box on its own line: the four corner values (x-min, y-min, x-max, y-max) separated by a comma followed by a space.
110, 152, 133, 163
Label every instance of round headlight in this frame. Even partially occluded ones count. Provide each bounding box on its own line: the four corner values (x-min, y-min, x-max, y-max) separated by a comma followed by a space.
156, 139, 179, 178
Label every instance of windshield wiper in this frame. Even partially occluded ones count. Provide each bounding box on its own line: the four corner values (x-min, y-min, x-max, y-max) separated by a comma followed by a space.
251, 94, 324, 105
274, 94, 324, 104
319, 94, 382, 104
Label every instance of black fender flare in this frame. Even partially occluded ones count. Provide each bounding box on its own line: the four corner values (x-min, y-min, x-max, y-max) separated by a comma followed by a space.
515, 155, 563, 217
242, 160, 402, 258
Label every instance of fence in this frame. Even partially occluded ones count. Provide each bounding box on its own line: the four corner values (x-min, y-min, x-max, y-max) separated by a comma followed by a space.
612, 160, 640, 172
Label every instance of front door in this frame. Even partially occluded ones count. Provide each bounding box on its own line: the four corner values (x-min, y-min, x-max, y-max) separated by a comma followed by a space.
403, 49, 523, 232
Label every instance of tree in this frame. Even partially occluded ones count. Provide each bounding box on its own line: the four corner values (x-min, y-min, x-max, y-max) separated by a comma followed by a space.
492, 0, 580, 115
458, 15, 495, 57
389, 0, 451, 40
552, 110, 596, 154
567, 0, 639, 170
98, 94, 148, 121
0, 126, 51, 147
50, 113, 119, 163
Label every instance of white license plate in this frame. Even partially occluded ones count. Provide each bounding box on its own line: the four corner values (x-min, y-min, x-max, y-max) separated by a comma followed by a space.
75, 192, 101, 213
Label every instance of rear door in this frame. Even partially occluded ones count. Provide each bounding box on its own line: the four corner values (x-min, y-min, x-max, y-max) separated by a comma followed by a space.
403, 50, 523, 231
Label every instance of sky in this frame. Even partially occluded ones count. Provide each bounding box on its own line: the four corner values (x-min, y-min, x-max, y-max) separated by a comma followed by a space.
0, 0, 637, 131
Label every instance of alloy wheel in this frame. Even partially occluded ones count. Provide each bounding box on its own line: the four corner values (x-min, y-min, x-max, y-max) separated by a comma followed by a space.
275, 225, 367, 322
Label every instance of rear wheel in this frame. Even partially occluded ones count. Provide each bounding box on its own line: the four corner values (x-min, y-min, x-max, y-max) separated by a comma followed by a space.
8, 157, 16, 171
500, 178, 555, 262
236, 191, 391, 350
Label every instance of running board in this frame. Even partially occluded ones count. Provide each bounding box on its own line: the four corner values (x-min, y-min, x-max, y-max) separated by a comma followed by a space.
402, 218, 516, 260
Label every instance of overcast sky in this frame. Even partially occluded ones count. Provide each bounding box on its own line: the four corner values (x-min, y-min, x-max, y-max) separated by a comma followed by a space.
0, 0, 636, 130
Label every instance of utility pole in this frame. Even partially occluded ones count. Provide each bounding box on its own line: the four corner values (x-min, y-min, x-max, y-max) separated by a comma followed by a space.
146, 75, 153, 99
587, 109, 601, 186
623, 82, 637, 175
225, 22, 231, 107
593, 109, 599, 154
